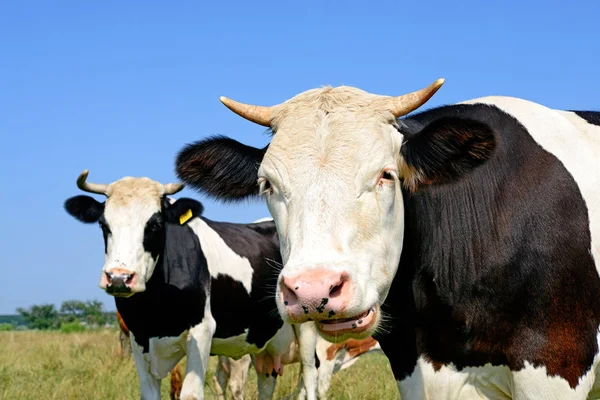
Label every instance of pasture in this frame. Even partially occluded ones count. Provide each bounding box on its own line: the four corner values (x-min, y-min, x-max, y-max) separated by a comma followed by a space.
0, 330, 399, 399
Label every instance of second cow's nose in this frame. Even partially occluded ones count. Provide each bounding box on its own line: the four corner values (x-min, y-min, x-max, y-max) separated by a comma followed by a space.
280, 268, 352, 322
104, 268, 136, 294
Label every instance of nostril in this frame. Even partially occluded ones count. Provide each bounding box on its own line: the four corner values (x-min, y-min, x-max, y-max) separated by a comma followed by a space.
329, 272, 349, 298
105, 272, 113, 284
329, 282, 343, 297
124, 273, 135, 286
280, 277, 298, 306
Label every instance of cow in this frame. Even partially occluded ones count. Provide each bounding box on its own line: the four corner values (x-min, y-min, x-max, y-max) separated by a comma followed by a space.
64, 171, 318, 400
117, 310, 184, 400
213, 336, 381, 400
174, 79, 600, 399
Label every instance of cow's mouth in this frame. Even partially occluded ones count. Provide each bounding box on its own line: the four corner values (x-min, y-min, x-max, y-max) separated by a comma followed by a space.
316, 304, 378, 337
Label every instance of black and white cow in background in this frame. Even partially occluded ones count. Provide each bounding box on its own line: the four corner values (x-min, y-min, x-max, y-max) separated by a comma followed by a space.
175, 79, 600, 399
64, 171, 318, 400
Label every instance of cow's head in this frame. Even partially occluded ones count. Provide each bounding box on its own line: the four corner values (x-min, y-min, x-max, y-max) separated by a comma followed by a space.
175, 79, 495, 341
64, 170, 203, 297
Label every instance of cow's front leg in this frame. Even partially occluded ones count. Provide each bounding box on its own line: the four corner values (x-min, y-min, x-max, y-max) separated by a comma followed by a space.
294, 322, 318, 400
228, 355, 251, 400
212, 356, 229, 400
130, 335, 161, 400
181, 311, 216, 400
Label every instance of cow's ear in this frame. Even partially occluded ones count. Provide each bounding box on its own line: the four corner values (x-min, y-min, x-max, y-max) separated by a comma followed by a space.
64, 195, 105, 223
163, 197, 204, 225
175, 135, 267, 202
399, 117, 496, 191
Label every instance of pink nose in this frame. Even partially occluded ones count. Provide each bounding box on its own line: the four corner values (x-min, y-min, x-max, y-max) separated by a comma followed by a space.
101, 268, 137, 295
280, 268, 352, 322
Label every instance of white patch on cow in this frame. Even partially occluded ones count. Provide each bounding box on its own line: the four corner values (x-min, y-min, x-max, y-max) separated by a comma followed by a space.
130, 334, 165, 400
146, 333, 187, 379
462, 97, 600, 276
181, 299, 217, 400
399, 330, 600, 399
187, 217, 254, 294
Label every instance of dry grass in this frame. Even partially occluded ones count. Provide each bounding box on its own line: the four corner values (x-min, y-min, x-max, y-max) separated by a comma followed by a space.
0, 330, 399, 399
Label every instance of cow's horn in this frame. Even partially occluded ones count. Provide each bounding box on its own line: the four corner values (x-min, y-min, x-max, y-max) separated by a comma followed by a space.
163, 183, 184, 195
219, 96, 273, 127
76, 170, 109, 195
389, 78, 445, 118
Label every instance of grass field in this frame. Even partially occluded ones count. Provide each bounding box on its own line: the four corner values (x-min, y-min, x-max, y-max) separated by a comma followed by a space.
0, 330, 399, 399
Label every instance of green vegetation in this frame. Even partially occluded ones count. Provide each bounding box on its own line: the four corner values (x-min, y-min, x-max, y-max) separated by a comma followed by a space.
0, 330, 399, 399
11, 300, 117, 331
60, 320, 86, 333
0, 323, 14, 331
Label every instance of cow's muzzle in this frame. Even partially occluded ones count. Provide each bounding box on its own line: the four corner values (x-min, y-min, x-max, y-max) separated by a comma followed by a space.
101, 268, 137, 296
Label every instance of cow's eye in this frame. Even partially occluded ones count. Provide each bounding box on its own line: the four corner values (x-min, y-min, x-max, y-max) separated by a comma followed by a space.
377, 170, 397, 188
258, 178, 273, 195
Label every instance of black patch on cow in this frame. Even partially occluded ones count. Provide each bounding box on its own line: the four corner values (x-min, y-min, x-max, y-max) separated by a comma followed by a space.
175, 135, 268, 202
571, 110, 600, 126
64, 195, 105, 223
203, 218, 284, 350
210, 274, 251, 338
116, 222, 211, 353
380, 103, 600, 389
143, 212, 165, 260
399, 116, 496, 190
315, 350, 321, 369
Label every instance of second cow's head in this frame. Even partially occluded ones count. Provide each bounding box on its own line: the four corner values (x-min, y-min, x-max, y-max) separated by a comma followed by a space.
64, 170, 203, 296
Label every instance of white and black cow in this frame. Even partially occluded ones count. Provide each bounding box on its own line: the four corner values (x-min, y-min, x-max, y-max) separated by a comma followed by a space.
64, 171, 318, 400
175, 80, 600, 399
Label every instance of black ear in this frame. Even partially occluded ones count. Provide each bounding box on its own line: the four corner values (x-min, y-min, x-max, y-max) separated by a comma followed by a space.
400, 117, 496, 191
64, 195, 105, 223
175, 135, 267, 202
163, 197, 204, 225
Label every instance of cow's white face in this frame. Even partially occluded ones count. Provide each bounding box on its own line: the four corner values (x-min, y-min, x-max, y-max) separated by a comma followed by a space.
98, 178, 165, 295
256, 89, 406, 339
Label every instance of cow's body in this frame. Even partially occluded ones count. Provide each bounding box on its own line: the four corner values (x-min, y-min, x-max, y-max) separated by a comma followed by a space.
65, 175, 318, 400
379, 100, 600, 399
175, 81, 600, 399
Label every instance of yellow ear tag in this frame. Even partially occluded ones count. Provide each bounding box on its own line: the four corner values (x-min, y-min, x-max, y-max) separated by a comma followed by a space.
179, 209, 193, 225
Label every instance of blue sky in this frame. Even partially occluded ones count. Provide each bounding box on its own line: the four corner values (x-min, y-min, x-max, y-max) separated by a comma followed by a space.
1, 1, 598, 314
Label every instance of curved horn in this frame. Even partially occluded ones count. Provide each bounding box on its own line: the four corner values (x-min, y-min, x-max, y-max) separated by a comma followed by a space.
76, 170, 109, 195
219, 96, 274, 127
163, 183, 184, 195
389, 78, 445, 118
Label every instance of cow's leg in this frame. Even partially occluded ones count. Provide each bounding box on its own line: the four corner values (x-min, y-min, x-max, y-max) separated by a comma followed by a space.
254, 360, 277, 400
170, 363, 183, 400
315, 350, 335, 399
294, 322, 318, 400
228, 355, 251, 400
181, 311, 217, 400
212, 356, 229, 400
130, 335, 161, 400
120, 329, 132, 357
